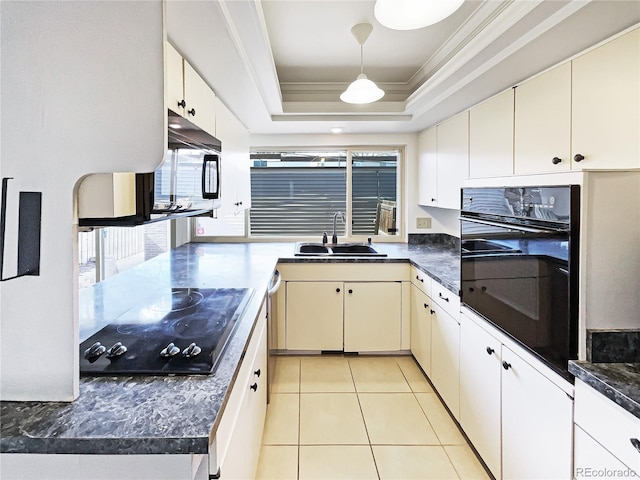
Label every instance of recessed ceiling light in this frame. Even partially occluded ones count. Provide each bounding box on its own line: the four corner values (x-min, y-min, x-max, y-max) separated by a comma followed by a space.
331, 127, 343, 134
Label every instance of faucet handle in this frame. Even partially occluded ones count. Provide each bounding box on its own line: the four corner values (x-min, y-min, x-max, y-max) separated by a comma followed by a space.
322, 232, 328, 244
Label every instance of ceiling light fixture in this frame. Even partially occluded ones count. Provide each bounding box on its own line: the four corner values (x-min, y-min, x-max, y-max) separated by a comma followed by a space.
374, 0, 465, 30
340, 23, 384, 104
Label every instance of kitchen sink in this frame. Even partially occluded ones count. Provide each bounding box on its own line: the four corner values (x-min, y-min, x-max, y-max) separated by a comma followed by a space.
294, 242, 387, 257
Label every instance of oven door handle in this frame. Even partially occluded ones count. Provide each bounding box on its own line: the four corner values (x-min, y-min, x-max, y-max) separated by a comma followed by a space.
459, 216, 565, 234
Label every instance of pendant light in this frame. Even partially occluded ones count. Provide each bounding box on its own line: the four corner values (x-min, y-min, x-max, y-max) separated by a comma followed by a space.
340, 23, 384, 104
374, 0, 465, 30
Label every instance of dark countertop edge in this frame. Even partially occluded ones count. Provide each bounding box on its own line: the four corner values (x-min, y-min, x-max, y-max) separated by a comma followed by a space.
568, 361, 640, 419
276, 254, 460, 295
0, 437, 209, 455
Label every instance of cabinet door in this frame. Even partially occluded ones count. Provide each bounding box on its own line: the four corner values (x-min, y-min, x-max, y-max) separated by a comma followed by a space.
572, 28, 640, 169
183, 61, 217, 136
418, 127, 438, 207
430, 303, 460, 419
501, 346, 573, 479
165, 42, 185, 116
344, 282, 402, 352
410, 284, 432, 375
514, 62, 571, 174
220, 314, 267, 480
574, 426, 631, 477
285, 281, 343, 350
469, 89, 514, 178
436, 111, 469, 209
459, 313, 502, 479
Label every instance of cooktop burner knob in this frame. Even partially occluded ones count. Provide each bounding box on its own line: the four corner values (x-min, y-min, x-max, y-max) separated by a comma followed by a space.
182, 343, 202, 358
84, 342, 107, 362
106, 342, 128, 359
160, 342, 181, 358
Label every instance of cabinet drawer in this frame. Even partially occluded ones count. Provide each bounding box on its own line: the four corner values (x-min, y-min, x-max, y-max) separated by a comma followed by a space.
432, 282, 460, 319
411, 266, 432, 296
574, 379, 640, 474
574, 425, 631, 477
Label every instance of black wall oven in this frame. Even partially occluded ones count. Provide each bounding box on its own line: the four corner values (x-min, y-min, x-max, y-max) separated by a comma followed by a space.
460, 186, 580, 380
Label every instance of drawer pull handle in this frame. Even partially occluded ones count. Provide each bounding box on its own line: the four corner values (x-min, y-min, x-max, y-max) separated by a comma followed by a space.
254, 369, 261, 377
250, 383, 258, 392
486, 347, 495, 355
502, 361, 511, 370
631, 438, 640, 452
439, 292, 449, 302
416, 275, 423, 283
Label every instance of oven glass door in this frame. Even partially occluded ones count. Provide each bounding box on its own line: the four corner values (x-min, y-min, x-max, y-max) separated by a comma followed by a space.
461, 218, 574, 377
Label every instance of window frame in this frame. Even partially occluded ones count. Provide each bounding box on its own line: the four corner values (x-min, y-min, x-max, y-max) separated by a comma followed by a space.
192, 145, 406, 243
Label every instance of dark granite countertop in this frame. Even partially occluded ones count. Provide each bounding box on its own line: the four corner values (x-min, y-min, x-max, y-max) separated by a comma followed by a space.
1, 240, 460, 455
569, 361, 640, 419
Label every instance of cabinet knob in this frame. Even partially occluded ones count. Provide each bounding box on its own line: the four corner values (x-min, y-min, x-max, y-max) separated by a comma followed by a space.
552, 157, 562, 165
486, 347, 495, 355
416, 275, 423, 283
502, 361, 511, 370
348, 289, 353, 294
469, 287, 475, 292
430, 309, 435, 315
423, 303, 428, 309
177, 99, 186, 108
254, 369, 261, 377
439, 292, 449, 302
630, 438, 640, 452
188, 108, 196, 116
336, 287, 341, 293
574, 153, 585, 162
431, 198, 436, 202
250, 383, 258, 392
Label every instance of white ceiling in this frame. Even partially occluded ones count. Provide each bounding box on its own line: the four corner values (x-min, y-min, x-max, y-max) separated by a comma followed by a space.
166, 0, 640, 136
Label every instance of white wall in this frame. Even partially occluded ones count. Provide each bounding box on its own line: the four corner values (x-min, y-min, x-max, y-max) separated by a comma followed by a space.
251, 132, 457, 238
0, 1, 165, 401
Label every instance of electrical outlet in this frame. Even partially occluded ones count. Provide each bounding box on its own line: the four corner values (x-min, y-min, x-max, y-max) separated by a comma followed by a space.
416, 217, 432, 229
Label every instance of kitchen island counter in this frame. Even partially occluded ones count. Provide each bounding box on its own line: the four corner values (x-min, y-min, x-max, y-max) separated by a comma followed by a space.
1, 239, 459, 455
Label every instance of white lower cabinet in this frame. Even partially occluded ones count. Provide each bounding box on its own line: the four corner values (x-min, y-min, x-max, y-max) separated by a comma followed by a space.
430, 302, 460, 419
459, 309, 573, 480
280, 263, 409, 353
501, 345, 573, 480
459, 313, 502, 478
573, 379, 640, 476
285, 281, 344, 350
344, 282, 402, 352
410, 283, 432, 376
214, 303, 267, 480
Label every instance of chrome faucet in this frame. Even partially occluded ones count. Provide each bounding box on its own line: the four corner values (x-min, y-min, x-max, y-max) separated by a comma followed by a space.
332, 211, 345, 244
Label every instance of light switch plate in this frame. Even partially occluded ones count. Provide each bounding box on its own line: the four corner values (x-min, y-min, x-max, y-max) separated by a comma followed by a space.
416, 217, 432, 229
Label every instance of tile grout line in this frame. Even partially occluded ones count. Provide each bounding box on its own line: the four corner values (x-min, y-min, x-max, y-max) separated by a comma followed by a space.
348, 356, 382, 480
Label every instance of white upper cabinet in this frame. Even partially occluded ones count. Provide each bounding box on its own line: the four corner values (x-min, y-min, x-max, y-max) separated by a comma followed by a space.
469, 89, 514, 178
435, 111, 469, 209
417, 127, 438, 207
514, 62, 572, 174
571, 28, 640, 170
165, 42, 217, 137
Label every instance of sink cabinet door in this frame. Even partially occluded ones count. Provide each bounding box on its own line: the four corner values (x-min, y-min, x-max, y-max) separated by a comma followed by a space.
285, 281, 344, 350
344, 282, 402, 352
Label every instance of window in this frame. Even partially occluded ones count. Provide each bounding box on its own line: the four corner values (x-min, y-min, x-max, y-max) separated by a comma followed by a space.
249, 148, 401, 238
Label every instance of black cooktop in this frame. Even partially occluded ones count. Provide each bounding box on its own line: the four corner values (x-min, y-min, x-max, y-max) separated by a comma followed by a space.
79, 288, 253, 376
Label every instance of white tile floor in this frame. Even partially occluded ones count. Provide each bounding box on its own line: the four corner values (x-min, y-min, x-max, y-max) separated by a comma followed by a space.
257, 355, 491, 480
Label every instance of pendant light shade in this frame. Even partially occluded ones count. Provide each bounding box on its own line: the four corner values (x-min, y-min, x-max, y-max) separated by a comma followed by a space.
375, 0, 465, 30
340, 23, 385, 104
340, 73, 385, 104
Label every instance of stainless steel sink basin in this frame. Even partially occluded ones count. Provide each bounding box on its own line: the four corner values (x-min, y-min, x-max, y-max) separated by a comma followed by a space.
294, 242, 387, 257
